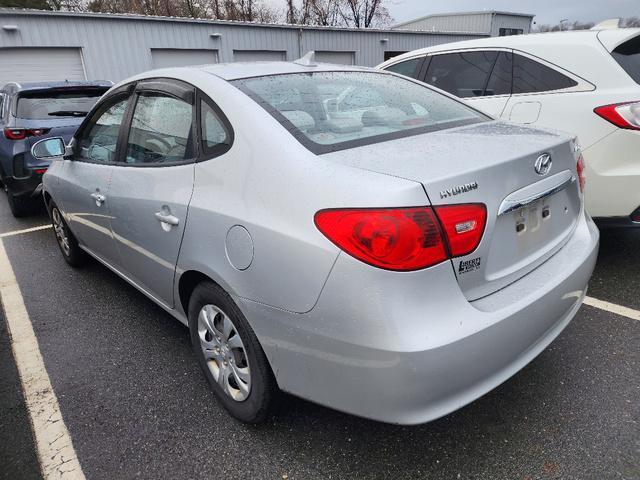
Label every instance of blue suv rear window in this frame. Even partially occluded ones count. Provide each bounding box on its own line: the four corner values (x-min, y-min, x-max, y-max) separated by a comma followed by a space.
16, 89, 107, 120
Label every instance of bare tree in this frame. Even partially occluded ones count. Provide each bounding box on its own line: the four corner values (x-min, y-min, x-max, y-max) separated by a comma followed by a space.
47, 0, 84, 10
536, 16, 640, 32
309, 0, 343, 26
286, 0, 313, 24
570, 20, 595, 30
342, 0, 390, 28
0, 0, 51, 8
284, 0, 392, 28
85, 0, 278, 21
623, 16, 640, 28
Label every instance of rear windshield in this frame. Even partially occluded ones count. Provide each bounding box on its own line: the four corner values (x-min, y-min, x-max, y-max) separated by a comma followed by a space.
233, 71, 488, 154
16, 88, 108, 119
612, 35, 640, 84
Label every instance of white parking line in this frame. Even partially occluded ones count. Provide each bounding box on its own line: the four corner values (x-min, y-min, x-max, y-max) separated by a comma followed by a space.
0, 239, 85, 480
584, 296, 640, 321
0, 224, 52, 238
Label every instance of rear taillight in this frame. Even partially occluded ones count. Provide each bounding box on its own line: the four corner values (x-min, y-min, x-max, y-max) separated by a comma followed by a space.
3, 128, 50, 141
314, 204, 486, 271
576, 154, 586, 193
433, 204, 487, 257
594, 101, 640, 130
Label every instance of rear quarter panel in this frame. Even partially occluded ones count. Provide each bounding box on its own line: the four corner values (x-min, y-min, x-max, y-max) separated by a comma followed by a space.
175, 70, 429, 314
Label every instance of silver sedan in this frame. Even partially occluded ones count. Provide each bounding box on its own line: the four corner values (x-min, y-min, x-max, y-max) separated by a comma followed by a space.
33, 58, 599, 424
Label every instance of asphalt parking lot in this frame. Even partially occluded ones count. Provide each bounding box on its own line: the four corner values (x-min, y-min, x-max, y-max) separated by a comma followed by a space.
0, 197, 638, 480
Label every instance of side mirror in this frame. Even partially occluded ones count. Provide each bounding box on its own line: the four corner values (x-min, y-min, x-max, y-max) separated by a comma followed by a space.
31, 137, 66, 160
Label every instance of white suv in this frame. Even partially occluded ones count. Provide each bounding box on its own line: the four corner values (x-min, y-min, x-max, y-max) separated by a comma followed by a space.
378, 28, 640, 226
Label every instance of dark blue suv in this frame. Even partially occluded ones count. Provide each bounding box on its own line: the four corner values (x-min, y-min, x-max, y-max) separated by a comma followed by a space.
0, 80, 112, 216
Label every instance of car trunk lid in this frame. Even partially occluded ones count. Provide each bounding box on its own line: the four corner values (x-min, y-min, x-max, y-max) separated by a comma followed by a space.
324, 121, 582, 300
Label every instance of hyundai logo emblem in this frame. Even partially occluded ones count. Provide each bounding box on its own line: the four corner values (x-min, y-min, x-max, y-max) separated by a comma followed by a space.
534, 154, 552, 176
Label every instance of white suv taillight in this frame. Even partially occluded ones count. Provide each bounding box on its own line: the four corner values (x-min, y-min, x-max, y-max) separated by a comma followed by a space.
594, 101, 640, 130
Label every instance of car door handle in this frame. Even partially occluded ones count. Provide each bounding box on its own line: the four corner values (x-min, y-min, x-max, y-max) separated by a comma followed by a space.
90, 192, 106, 206
155, 211, 180, 227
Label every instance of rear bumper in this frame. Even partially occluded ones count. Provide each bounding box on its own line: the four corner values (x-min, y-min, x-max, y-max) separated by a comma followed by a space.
4, 169, 47, 197
239, 212, 599, 424
583, 129, 640, 219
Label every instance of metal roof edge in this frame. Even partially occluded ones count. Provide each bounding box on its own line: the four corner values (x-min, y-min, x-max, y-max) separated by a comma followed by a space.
392, 10, 535, 29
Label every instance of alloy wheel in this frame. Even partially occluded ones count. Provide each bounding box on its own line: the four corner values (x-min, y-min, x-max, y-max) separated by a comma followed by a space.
197, 304, 251, 401
52, 208, 71, 256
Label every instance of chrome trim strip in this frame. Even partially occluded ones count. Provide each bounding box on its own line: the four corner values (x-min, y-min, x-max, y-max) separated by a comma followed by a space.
498, 170, 576, 216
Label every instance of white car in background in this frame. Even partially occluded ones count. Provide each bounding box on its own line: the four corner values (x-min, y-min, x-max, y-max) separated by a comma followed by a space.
378, 26, 640, 226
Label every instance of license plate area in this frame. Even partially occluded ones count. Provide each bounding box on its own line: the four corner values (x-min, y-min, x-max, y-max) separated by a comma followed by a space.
514, 199, 552, 236
485, 188, 580, 281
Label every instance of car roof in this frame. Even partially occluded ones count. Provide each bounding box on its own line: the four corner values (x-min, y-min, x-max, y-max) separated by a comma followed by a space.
382, 28, 640, 63
1, 80, 113, 92
197, 61, 372, 81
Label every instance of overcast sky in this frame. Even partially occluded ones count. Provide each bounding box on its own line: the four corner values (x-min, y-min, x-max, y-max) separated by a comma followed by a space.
386, 0, 639, 27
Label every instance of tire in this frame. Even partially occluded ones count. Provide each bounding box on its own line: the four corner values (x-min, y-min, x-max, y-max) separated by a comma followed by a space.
6, 188, 31, 218
49, 202, 86, 267
188, 281, 279, 423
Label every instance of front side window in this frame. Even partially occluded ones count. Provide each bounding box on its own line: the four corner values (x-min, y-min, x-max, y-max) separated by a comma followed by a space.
76, 96, 129, 164
124, 93, 194, 165
384, 57, 423, 79
611, 35, 640, 84
15, 88, 107, 119
512, 54, 578, 94
424, 51, 499, 98
234, 71, 487, 154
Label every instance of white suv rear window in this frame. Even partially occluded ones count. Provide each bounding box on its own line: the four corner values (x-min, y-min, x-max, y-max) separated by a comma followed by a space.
612, 36, 640, 85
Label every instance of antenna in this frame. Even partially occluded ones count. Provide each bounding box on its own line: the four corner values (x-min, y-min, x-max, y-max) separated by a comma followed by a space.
294, 51, 317, 67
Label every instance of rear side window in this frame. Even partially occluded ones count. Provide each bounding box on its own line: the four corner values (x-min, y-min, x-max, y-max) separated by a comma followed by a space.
234, 71, 487, 154
384, 57, 423, 79
200, 99, 232, 156
486, 52, 513, 96
15, 88, 107, 119
512, 54, 577, 94
611, 36, 640, 84
424, 51, 498, 98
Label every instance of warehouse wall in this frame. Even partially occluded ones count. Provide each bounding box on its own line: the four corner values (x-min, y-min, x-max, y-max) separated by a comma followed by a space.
393, 12, 493, 34
490, 15, 533, 36
392, 12, 533, 36
0, 10, 484, 82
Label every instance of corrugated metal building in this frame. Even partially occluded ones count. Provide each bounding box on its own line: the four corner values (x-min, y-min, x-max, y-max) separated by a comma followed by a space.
0, 9, 491, 85
392, 11, 534, 37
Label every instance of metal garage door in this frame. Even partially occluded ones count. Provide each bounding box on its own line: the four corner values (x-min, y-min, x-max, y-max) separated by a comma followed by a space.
233, 50, 286, 62
315, 51, 355, 65
0, 47, 85, 85
151, 49, 219, 68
